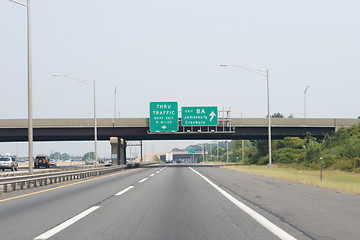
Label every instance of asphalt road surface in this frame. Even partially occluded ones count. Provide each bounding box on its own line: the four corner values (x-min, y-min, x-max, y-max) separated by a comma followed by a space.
0, 166, 359, 240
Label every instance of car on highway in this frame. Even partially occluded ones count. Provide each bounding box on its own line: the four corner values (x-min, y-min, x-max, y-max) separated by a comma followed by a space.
50, 159, 57, 167
104, 159, 112, 166
86, 159, 95, 165
0, 156, 18, 171
34, 155, 50, 168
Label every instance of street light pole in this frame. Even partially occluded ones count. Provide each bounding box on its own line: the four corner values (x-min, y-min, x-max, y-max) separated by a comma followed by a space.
304, 86, 310, 118
242, 139, 244, 163
266, 69, 272, 166
93, 80, 97, 165
10, 0, 33, 174
114, 87, 117, 126
226, 140, 229, 164
217, 141, 219, 162
203, 142, 205, 162
221, 64, 272, 167
241, 112, 244, 163
53, 74, 98, 166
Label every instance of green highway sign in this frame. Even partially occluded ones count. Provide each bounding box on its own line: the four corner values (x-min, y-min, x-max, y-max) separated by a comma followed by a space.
188, 149, 196, 154
181, 106, 218, 126
149, 102, 178, 132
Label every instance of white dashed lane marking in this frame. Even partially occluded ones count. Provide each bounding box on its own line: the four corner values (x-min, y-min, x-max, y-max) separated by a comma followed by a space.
115, 186, 134, 196
34, 206, 100, 240
139, 178, 148, 183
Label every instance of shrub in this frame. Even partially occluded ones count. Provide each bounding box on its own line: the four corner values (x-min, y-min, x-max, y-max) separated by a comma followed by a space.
282, 137, 306, 149
272, 148, 300, 164
258, 155, 269, 165
342, 141, 360, 159
320, 154, 337, 168
308, 161, 320, 170
332, 160, 355, 172
304, 138, 321, 164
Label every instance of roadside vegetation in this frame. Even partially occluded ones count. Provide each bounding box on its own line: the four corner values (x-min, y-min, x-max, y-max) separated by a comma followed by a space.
231, 122, 360, 173
196, 114, 360, 173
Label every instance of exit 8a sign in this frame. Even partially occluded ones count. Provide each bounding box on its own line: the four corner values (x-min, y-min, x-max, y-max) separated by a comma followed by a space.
149, 102, 178, 132
181, 106, 218, 126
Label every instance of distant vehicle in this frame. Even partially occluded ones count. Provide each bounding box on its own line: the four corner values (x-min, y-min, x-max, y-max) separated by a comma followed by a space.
34, 156, 50, 168
166, 153, 173, 163
176, 160, 181, 163
86, 159, 95, 165
49, 159, 57, 167
0, 156, 18, 171
104, 160, 112, 166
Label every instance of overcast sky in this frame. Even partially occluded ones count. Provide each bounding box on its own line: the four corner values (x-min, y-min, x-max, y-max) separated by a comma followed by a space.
1, 0, 359, 157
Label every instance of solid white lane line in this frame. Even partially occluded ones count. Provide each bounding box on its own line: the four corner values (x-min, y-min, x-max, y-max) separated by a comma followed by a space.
33, 206, 100, 240
115, 186, 134, 196
189, 167, 297, 240
150, 174, 155, 177
139, 177, 148, 183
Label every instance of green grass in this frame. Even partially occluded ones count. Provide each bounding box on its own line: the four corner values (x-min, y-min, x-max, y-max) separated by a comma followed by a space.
223, 165, 360, 195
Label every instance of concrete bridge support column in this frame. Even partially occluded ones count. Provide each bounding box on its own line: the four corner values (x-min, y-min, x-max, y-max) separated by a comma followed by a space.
110, 137, 118, 166
118, 138, 126, 165
110, 137, 126, 165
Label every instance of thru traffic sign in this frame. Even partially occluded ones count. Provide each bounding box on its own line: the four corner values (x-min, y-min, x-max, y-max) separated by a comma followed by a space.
149, 102, 178, 132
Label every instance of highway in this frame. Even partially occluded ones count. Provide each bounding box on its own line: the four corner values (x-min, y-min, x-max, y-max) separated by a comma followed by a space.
0, 165, 359, 240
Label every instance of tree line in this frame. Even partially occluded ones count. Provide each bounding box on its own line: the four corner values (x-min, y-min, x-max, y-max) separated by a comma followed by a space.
178, 113, 360, 172
49, 152, 95, 161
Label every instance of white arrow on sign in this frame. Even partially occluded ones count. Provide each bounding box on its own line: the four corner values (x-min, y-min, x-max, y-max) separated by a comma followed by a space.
209, 111, 216, 121
161, 125, 167, 129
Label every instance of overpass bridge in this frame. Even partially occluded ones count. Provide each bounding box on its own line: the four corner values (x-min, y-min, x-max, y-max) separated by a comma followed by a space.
0, 118, 359, 142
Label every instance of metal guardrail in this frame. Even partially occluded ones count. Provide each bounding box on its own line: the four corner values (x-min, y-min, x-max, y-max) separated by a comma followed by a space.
0, 165, 104, 178
0, 165, 127, 194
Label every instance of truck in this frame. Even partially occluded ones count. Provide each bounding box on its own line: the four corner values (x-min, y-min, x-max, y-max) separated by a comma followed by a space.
165, 152, 173, 163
